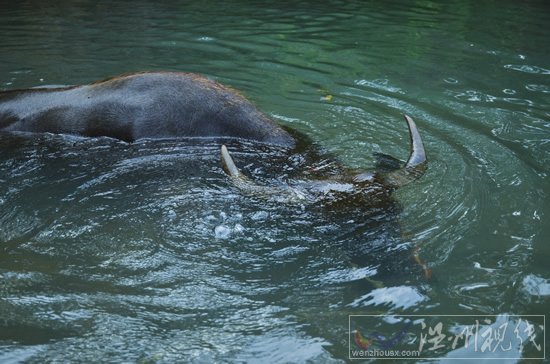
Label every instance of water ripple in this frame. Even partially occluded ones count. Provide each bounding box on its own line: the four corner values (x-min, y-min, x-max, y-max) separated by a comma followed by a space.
1, 0, 549, 361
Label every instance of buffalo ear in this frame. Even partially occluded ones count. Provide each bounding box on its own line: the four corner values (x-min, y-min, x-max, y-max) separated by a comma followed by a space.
373, 152, 402, 172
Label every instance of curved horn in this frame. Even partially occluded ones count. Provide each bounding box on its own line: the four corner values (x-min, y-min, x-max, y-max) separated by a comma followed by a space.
384, 114, 427, 186
401, 114, 426, 171
221, 144, 244, 179
220, 145, 308, 202
354, 114, 427, 186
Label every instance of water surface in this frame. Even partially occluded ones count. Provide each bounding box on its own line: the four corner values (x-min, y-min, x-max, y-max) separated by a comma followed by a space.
0, 0, 549, 362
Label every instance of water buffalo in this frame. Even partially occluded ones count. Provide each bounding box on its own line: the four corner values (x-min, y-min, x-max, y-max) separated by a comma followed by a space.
0, 72, 294, 145
0, 71, 430, 277
0, 71, 426, 190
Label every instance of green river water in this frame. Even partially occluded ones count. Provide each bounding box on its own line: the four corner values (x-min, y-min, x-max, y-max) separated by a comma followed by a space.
0, 1, 549, 362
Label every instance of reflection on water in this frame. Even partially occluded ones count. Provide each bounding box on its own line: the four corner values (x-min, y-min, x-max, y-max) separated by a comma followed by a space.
1, 0, 549, 362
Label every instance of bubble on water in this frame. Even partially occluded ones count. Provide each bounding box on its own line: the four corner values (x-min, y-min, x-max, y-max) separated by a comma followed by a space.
214, 225, 231, 239
166, 209, 177, 221
251, 211, 269, 220
233, 224, 245, 233
205, 214, 217, 222
503, 89, 515, 95
512, 211, 521, 216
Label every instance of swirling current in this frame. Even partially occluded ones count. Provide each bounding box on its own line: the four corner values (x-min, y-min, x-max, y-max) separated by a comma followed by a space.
0, 1, 549, 362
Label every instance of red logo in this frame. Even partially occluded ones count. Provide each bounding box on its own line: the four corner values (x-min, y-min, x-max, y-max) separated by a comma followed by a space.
354, 330, 372, 349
